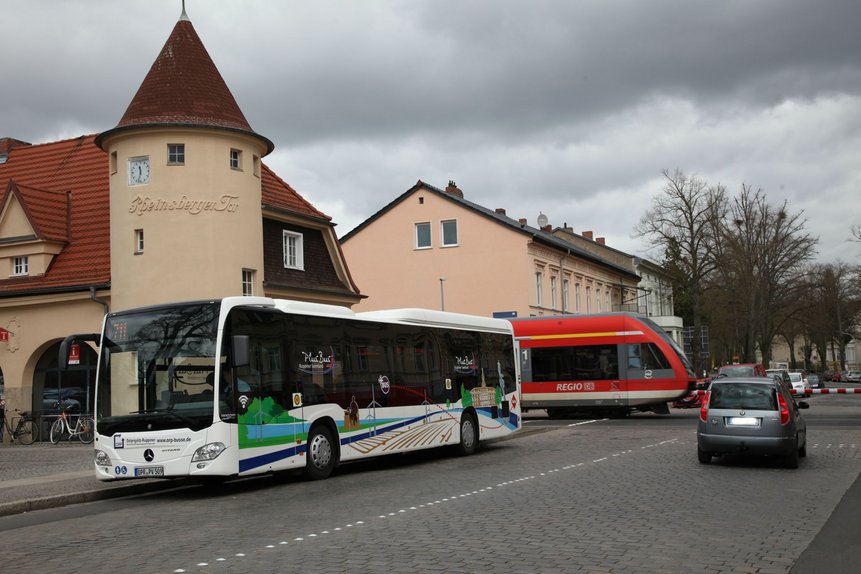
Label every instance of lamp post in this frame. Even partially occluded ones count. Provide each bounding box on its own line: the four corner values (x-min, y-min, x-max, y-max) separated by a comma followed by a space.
841, 331, 856, 372
439, 277, 446, 311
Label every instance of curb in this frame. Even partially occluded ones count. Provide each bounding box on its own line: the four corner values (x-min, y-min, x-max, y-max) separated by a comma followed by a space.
0, 478, 196, 518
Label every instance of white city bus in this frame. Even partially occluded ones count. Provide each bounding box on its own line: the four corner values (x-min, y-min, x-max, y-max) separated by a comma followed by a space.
61, 297, 520, 481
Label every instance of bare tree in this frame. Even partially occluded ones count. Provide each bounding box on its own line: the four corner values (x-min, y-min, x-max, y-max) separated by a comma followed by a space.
635, 169, 726, 371
710, 185, 817, 366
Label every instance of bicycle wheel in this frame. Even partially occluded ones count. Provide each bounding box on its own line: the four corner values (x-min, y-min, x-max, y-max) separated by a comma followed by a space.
16, 419, 37, 445
78, 417, 95, 444
50, 417, 66, 444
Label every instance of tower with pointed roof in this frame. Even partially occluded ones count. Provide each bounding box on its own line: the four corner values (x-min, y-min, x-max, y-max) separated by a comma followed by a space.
95, 8, 273, 310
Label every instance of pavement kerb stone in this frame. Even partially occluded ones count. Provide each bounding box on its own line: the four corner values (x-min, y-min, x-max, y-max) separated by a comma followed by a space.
0, 477, 196, 518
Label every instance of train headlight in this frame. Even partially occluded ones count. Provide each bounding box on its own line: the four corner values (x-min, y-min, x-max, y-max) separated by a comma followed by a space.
94, 449, 111, 467
192, 442, 226, 462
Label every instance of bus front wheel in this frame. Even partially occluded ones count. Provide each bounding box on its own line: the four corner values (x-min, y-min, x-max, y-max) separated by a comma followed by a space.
457, 413, 478, 456
304, 425, 336, 480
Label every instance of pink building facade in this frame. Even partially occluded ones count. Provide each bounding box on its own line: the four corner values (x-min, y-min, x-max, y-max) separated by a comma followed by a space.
341, 181, 641, 317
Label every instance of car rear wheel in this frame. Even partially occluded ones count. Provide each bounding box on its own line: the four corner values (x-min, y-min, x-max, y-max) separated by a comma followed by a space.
784, 443, 799, 469
697, 448, 712, 464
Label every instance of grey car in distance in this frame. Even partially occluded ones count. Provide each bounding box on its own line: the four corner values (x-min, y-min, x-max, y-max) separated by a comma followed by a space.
697, 377, 808, 468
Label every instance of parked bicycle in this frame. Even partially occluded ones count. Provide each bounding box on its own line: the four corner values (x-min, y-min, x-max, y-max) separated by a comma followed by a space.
1, 408, 39, 444
49, 401, 94, 444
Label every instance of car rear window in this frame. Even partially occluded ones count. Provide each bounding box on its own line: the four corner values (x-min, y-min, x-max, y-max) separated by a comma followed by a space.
719, 365, 756, 377
709, 382, 777, 410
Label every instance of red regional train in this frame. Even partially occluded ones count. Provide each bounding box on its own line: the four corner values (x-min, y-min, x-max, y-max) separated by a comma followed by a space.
511, 313, 697, 417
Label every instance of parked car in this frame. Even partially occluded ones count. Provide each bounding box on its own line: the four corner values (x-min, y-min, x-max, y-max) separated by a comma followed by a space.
832, 371, 845, 382
806, 374, 823, 389
765, 368, 792, 391
846, 371, 861, 383
697, 376, 808, 468
41, 387, 83, 414
717, 363, 767, 378
672, 379, 711, 408
787, 372, 811, 397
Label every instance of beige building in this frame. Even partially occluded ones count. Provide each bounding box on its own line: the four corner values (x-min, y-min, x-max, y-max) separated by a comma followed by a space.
770, 331, 860, 372
551, 227, 684, 348
340, 180, 641, 317
0, 11, 361, 437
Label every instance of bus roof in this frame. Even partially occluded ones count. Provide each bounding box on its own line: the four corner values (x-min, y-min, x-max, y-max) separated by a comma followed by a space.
357, 308, 513, 334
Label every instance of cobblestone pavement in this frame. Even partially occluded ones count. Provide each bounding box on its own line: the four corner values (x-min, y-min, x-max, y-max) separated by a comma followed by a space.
1, 414, 859, 574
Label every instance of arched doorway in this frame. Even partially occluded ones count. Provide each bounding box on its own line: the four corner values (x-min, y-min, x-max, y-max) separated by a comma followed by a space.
32, 342, 97, 441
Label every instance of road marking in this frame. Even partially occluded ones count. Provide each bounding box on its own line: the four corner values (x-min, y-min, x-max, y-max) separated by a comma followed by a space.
171, 437, 680, 572
568, 418, 608, 427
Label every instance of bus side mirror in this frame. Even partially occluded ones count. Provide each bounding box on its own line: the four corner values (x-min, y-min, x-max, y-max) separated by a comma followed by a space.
231, 335, 250, 368
58, 333, 101, 371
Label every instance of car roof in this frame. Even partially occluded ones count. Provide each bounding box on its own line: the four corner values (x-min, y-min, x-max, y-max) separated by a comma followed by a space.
711, 376, 776, 385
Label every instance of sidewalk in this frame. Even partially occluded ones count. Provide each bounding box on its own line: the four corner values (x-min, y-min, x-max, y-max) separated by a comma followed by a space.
0, 443, 189, 517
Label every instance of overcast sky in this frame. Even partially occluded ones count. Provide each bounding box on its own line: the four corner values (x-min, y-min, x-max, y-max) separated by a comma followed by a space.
4, 0, 860, 264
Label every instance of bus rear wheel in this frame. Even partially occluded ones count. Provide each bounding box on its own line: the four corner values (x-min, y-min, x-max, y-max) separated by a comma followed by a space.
457, 413, 478, 456
304, 425, 336, 480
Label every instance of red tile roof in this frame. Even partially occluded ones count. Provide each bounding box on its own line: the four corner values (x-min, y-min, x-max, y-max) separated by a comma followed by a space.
95, 19, 273, 155
261, 163, 331, 221
0, 136, 331, 296
2, 181, 70, 243
0, 136, 109, 293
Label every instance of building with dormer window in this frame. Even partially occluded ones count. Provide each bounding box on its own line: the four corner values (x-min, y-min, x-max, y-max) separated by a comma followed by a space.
0, 8, 362, 435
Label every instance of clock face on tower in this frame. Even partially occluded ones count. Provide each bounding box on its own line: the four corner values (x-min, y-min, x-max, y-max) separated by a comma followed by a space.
128, 156, 150, 186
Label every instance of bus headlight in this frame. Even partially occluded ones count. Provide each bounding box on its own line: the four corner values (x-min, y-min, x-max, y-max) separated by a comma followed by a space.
192, 442, 226, 462
94, 449, 111, 467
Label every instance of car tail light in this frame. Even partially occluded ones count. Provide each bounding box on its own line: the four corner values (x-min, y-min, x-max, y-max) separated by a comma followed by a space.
699, 391, 710, 422
777, 391, 790, 425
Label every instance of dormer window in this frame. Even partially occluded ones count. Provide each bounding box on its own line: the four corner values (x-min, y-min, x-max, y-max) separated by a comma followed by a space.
12, 256, 29, 276
283, 230, 304, 270
230, 148, 242, 170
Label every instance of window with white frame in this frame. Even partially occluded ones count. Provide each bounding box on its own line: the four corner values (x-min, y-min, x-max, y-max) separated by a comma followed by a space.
550, 276, 558, 310
575, 283, 581, 312
167, 143, 185, 165
441, 219, 458, 247
12, 256, 29, 276
283, 230, 304, 270
230, 148, 242, 170
596, 289, 602, 312
606, 291, 611, 313
415, 222, 431, 249
586, 285, 592, 312
134, 229, 144, 254
562, 278, 570, 312
242, 269, 254, 296
535, 271, 543, 306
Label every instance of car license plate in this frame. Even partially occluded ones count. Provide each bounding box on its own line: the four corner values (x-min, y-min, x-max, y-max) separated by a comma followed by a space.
726, 417, 759, 427
135, 466, 164, 477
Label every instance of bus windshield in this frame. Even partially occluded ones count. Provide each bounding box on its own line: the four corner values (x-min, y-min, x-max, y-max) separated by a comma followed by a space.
96, 302, 220, 435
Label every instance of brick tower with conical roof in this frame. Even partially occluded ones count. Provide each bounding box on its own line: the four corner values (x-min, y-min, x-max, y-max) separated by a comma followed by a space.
96, 7, 273, 311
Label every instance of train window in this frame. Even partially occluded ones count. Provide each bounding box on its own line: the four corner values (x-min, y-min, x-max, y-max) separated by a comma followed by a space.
532, 345, 619, 381
627, 343, 671, 371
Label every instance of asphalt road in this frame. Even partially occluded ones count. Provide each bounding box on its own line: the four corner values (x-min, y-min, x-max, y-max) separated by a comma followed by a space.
0, 396, 858, 574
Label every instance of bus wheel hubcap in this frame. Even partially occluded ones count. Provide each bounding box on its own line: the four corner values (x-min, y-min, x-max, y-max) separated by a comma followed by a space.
310, 435, 331, 468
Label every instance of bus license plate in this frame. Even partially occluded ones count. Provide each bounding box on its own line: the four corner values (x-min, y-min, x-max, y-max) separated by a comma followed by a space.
135, 466, 164, 477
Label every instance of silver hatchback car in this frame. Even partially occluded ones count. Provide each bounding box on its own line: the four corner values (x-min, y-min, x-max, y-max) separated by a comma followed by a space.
697, 376, 808, 468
